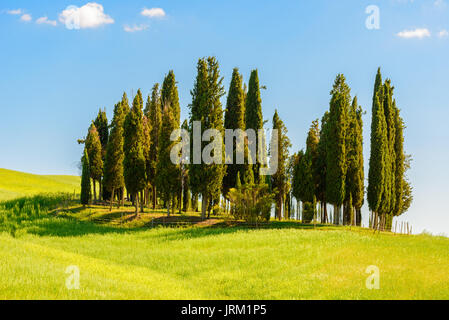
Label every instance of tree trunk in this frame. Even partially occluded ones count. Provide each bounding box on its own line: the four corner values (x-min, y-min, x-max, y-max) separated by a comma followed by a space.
92, 179, 97, 202
135, 192, 139, 216
110, 187, 115, 212
167, 199, 170, 217
201, 194, 208, 220
99, 178, 102, 202
152, 186, 157, 210
356, 208, 361, 227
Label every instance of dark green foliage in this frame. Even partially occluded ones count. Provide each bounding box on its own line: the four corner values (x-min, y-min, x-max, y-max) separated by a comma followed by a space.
326, 74, 350, 209
345, 97, 365, 224
223, 68, 246, 196
123, 89, 146, 213
142, 114, 152, 194
245, 69, 264, 181
188, 57, 226, 219
393, 104, 405, 216
270, 110, 291, 220
103, 101, 126, 202
85, 123, 103, 181
156, 105, 180, 216
80, 148, 91, 206
315, 112, 329, 205
94, 108, 109, 154
161, 70, 181, 127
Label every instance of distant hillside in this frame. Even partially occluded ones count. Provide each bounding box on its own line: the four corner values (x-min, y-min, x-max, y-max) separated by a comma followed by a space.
0, 169, 80, 201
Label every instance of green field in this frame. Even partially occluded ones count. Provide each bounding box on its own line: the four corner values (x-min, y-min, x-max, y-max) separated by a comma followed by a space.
0, 170, 448, 300
0, 168, 80, 201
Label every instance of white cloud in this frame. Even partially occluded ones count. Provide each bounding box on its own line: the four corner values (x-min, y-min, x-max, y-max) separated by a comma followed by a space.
7, 9, 23, 15
397, 28, 431, 39
20, 14, 32, 22
124, 24, 148, 33
438, 29, 449, 37
36, 17, 57, 26
58, 3, 114, 29
141, 8, 166, 18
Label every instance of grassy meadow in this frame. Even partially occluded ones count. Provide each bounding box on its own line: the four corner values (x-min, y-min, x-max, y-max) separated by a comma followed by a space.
0, 170, 448, 300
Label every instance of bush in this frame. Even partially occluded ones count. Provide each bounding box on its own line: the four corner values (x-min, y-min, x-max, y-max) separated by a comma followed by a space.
228, 183, 274, 223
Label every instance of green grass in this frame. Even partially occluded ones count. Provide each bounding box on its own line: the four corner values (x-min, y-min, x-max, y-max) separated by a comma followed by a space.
0, 169, 448, 300
0, 195, 448, 299
0, 168, 80, 201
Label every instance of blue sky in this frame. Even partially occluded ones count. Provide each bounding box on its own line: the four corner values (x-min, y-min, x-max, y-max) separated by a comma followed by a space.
0, 0, 448, 234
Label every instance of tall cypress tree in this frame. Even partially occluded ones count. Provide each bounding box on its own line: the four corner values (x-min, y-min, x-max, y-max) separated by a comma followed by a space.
80, 148, 91, 207
223, 68, 246, 197
316, 111, 329, 222
393, 102, 405, 217
161, 70, 181, 128
271, 110, 291, 220
123, 89, 146, 215
103, 101, 126, 210
142, 113, 152, 207
368, 69, 388, 229
245, 69, 264, 182
326, 74, 350, 225
156, 105, 180, 216
85, 123, 103, 202
345, 97, 365, 225
189, 57, 226, 219
147, 84, 162, 209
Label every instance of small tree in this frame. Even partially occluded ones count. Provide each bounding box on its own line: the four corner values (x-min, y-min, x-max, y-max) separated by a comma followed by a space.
85, 123, 103, 202
80, 148, 91, 207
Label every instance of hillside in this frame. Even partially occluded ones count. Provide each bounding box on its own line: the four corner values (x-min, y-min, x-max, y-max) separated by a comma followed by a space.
0, 169, 80, 201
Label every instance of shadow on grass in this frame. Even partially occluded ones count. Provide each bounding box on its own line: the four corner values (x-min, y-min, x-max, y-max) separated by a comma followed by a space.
3, 194, 338, 239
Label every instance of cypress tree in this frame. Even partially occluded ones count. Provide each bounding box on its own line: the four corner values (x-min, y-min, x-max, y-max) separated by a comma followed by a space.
245, 69, 264, 182
316, 112, 329, 222
142, 114, 152, 207
94, 108, 109, 155
85, 123, 103, 202
345, 97, 365, 225
393, 103, 405, 217
123, 89, 146, 215
368, 69, 388, 229
188, 57, 226, 220
223, 68, 246, 196
326, 74, 350, 225
103, 101, 126, 211
80, 148, 91, 206
147, 84, 162, 209
161, 70, 181, 128
271, 110, 291, 220
156, 105, 180, 216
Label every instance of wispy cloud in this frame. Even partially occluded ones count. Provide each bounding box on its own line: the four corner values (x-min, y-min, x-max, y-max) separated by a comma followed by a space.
36, 17, 57, 26
124, 24, 148, 33
141, 8, 166, 18
397, 28, 431, 39
434, 0, 447, 8
438, 29, 449, 37
7, 9, 23, 15
20, 14, 32, 22
58, 3, 114, 29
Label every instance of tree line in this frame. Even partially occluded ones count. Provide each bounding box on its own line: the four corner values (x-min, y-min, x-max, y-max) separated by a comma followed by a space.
79, 58, 412, 230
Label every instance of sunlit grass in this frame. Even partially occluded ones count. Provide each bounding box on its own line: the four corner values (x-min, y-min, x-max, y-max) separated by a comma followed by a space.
0, 194, 448, 299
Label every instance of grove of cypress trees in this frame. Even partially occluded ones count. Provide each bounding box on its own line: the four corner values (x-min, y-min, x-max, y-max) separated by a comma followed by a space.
103, 101, 126, 211
123, 89, 146, 215
326, 74, 350, 225
223, 68, 246, 197
80, 148, 91, 207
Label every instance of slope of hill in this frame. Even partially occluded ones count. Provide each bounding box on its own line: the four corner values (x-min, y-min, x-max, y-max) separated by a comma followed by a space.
0, 169, 80, 201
